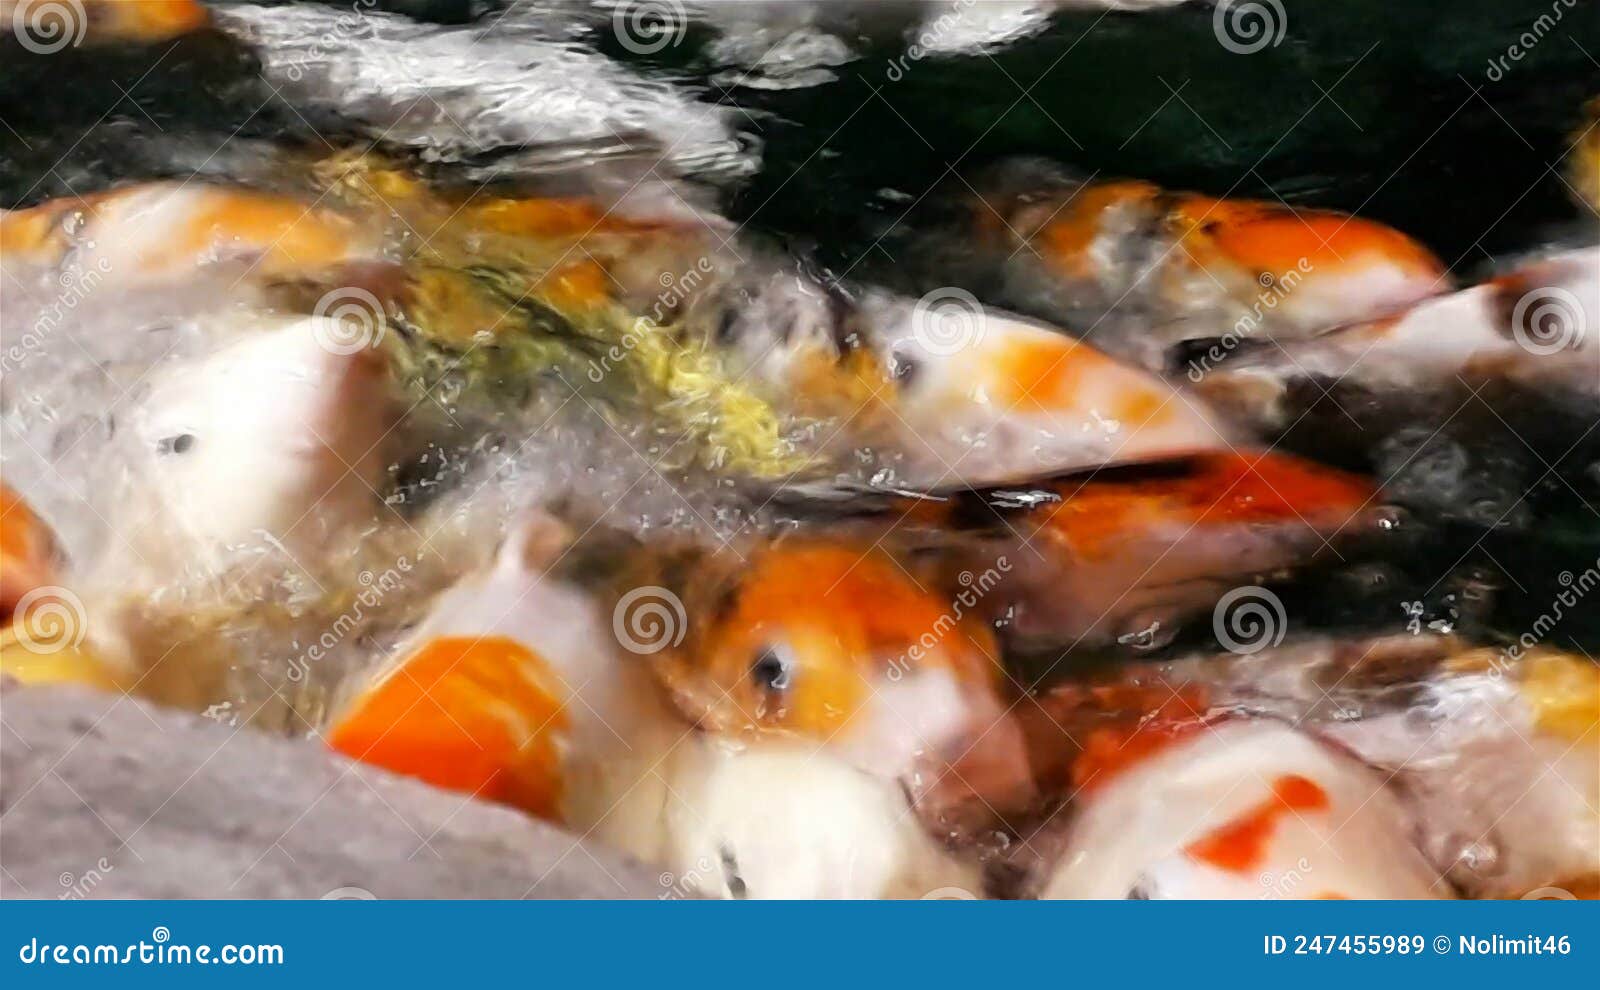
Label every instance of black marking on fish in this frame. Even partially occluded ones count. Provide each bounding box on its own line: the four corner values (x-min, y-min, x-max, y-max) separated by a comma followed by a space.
719, 845, 748, 900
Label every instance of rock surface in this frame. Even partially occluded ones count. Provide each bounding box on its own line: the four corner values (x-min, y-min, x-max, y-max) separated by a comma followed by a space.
0, 683, 661, 899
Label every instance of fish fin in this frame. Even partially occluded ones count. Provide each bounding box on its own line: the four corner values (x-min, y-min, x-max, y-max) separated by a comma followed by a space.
327, 635, 569, 819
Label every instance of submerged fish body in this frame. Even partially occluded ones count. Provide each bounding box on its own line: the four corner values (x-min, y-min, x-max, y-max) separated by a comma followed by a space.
1028, 635, 1600, 899
1195, 245, 1600, 431
0, 182, 383, 291
1037, 719, 1445, 899
941, 163, 1448, 370
706, 271, 1230, 486
911, 450, 1382, 653
1, 0, 209, 48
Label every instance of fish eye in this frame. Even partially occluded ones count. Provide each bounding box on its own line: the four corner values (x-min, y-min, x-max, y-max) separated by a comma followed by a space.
749, 646, 791, 693
157, 433, 196, 455
888, 348, 920, 385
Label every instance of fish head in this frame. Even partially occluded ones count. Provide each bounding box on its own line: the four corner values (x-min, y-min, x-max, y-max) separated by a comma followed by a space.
1168, 195, 1449, 334
865, 299, 1228, 482
662, 539, 1001, 776
128, 316, 393, 566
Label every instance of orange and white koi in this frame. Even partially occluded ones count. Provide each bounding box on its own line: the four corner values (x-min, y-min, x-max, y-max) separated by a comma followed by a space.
923, 450, 1381, 652
709, 277, 1230, 487
653, 536, 1034, 821
327, 523, 983, 898
954, 162, 1449, 370
1041, 634, 1599, 898
1195, 245, 1600, 431
1036, 718, 1444, 899
0, 182, 382, 290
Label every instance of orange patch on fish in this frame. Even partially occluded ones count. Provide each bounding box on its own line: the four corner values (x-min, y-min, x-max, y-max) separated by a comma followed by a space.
1034, 451, 1374, 561
537, 259, 613, 310
1067, 687, 1211, 794
685, 542, 997, 739
1035, 181, 1162, 278
1170, 195, 1444, 284
328, 636, 570, 820
1185, 774, 1330, 874
97, 0, 210, 41
0, 197, 89, 265
466, 197, 672, 240
0, 483, 59, 623
987, 333, 1167, 426
151, 189, 367, 277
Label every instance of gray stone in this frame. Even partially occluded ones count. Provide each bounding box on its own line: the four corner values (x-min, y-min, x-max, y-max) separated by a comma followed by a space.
0, 683, 661, 899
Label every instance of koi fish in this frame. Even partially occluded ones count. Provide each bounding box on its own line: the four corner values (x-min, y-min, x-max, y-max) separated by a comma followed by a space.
0, 182, 383, 291
326, 522, 983, 898
652, 536, 1035, 822
0, 483, 123, 691
1193, 245, 1600, 433
0, 481, 58, 623
707, 276, 1230, 487
864, 449, 1381, 654
1, 0, 208, 48
1029, 634, 1599, 898
116, 315, 396, 578
1035, 719, 1445, 899
938, 161, 1448, 370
